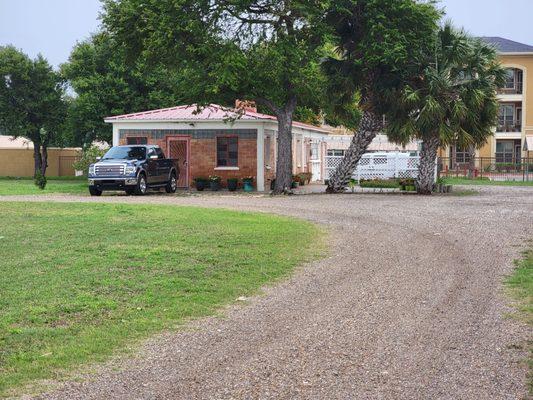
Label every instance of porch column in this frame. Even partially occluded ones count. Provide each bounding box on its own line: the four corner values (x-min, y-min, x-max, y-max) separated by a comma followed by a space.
256, 124, 265, 191
112, 124, 120, 146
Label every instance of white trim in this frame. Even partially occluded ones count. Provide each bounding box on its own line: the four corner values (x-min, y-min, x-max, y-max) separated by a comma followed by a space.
214, 166, 239, 171
256, 123, 265, 191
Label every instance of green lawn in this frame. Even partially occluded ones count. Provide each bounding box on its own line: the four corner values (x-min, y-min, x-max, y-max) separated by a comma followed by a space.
443, 177, 533, 187
0, 202, 323, 396
0, 177, 88, 195
505, 249, 533, 394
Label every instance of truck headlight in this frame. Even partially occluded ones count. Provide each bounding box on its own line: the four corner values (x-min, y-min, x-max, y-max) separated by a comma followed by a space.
88, 165, 95, 175
125, 166, 136, 175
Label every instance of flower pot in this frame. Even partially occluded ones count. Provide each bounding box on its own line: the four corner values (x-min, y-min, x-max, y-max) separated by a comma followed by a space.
195, 181, 206, 191
291, 181, 299, 189
243, 180, 254, 192
227, 179, 238, 191
210, 181, 220, 191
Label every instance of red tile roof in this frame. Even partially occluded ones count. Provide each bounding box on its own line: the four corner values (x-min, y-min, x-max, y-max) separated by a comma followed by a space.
105, 104, 332, 133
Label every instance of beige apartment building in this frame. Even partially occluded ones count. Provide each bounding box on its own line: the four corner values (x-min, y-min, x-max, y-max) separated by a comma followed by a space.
439, 37, 533, 165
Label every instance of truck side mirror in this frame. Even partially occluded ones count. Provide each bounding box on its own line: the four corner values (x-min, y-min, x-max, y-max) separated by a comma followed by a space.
96, 156, 101, 161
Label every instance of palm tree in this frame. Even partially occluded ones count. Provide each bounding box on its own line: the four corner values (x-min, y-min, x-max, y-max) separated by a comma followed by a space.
386, 24, 505, 194
322, 0, 440, 193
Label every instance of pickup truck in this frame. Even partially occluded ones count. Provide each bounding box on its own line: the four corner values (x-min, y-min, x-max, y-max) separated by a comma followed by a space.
88, 145, 179, 196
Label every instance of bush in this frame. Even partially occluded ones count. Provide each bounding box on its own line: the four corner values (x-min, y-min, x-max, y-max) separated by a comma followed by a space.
72, 145, 108, 174
34, 171, 47, 190
360, 178, 400, 189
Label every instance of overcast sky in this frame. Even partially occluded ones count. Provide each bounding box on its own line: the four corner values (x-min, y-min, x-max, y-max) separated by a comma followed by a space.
1, 0, 532, 68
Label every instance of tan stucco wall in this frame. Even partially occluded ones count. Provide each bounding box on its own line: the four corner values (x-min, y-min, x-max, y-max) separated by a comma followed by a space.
0, 148, 79, 177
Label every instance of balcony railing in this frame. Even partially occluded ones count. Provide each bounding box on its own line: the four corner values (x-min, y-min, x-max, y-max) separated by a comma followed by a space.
497, 82, 523, 95
496, 120, 521, 132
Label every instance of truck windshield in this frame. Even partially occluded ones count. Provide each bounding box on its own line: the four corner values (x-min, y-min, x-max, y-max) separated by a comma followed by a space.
102, 146, 146, 160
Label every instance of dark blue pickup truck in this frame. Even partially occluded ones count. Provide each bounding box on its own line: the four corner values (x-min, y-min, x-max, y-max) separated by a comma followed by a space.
88, 145, 179, 196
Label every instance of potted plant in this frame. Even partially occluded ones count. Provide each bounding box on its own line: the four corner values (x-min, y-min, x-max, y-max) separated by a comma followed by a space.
291, 175, 300, 189
434, 177, 445, 193
242, 176, 254, 192
194, 177, 208, 191
400, 178, 416, 191
209, 175, 221, 191
227, 178, 238, 191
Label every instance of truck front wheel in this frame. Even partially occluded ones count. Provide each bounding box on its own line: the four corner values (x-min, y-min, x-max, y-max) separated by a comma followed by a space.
89, 186, 102, 196
134, 173, 147, 195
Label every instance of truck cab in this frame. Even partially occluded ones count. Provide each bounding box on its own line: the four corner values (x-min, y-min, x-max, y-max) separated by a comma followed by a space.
88, 145, 178, 196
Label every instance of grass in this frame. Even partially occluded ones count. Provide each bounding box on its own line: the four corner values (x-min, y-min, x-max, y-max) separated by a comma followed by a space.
504, 249, 533, 394
0, 202, 323, 396
442, 177, 533, 187
0, 177, 88, 195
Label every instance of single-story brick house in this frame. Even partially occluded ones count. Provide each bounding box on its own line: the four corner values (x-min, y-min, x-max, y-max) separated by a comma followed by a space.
105, 103, 332, 191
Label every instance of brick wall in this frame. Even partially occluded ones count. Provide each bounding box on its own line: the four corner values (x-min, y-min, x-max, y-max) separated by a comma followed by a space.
119, 129, 257, 188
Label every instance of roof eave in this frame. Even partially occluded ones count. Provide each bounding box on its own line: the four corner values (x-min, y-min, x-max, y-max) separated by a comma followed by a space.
498, 51, 533, 56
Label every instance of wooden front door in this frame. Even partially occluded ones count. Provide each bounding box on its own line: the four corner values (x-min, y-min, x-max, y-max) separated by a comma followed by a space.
167, 137, 190, 188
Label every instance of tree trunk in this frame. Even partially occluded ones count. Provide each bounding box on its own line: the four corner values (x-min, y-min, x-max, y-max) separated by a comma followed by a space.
33, 143, 42, 177
467, 145, 476, 179
417, 136, 440, 195
326, 110, 383, 193
271, 99, 296, 195
41, 145, 48, 176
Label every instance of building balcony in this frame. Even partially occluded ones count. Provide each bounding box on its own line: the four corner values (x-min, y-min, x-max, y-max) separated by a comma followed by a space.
496, 120, 521, 133
497, 83, 523, 95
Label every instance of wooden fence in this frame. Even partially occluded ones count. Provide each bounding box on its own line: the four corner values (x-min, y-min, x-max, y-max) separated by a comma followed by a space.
0, 148, 80, 177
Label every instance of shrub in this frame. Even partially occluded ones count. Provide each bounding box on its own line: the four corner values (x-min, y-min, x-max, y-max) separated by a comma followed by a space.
360, 178, 400, 189
209, 175, 221, 183
34, 171, 47, 190
72, 145, 108, 175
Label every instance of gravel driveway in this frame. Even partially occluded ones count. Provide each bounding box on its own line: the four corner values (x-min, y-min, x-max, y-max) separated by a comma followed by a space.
4, 185, 532, 399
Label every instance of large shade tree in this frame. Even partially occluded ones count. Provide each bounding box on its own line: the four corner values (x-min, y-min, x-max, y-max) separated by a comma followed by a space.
0, 46, 66, 178
62, 32, 188, 146
101, 0, 331, 193
323, 0, 440, 193
385, 24, 505, 194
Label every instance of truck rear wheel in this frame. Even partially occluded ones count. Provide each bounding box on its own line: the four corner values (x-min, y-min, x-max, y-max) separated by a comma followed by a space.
165, 172, 177, 193
89, 186, 102, 196
134, 173, 147, 195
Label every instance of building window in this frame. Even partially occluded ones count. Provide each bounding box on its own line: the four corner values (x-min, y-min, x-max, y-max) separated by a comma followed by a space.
127, 136, 148, 145
452, 145, 471, 164
503, 69, 515, 89
217, 136, 238, 167
327, 149, 345, 157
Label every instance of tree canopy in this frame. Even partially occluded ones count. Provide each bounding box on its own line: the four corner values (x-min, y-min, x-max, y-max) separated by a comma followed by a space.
0, 46, 66, 177
62, 32, 188, 146
101, 0, 333, 192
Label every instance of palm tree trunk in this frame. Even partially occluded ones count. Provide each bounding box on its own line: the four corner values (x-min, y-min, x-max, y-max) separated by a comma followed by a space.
326, 110, 383, 193
467, 145, 476, 179
417, 136, 440, 195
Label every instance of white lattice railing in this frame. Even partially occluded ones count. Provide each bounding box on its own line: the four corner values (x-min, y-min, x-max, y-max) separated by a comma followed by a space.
325, 152, 420, 180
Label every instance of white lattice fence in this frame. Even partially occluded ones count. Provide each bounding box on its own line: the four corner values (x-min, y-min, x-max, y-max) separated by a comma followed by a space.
325, 152, 420, 180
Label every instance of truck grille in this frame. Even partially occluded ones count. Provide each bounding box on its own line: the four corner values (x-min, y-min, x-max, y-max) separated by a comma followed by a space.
95, 165, 125, 176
